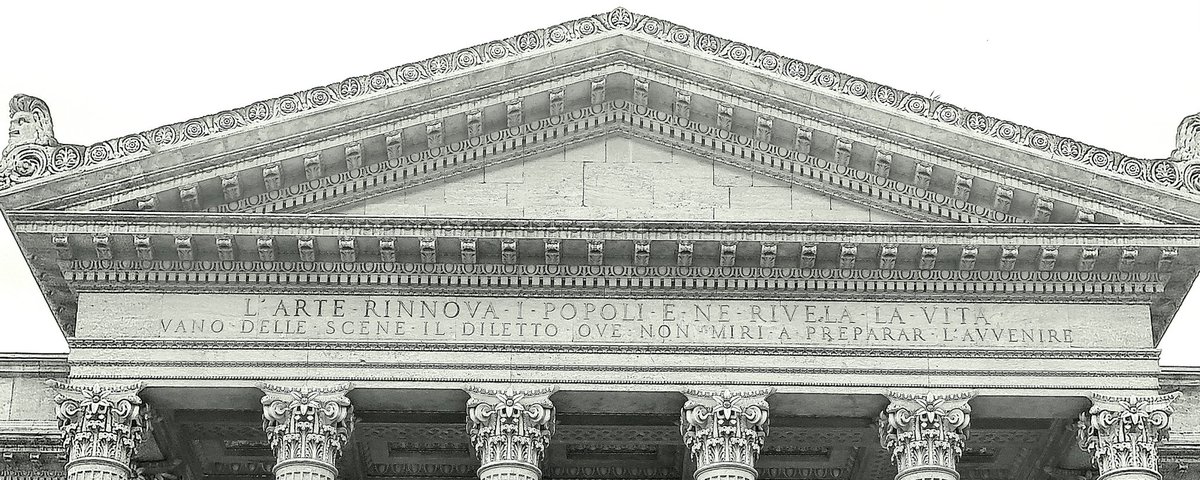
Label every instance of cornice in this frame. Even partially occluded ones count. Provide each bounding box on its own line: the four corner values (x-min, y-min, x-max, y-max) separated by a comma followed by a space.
2, 8, 1197, 199
64, 338, 1160, 360
9, 211, 1200, 242
0, 353, 69, 377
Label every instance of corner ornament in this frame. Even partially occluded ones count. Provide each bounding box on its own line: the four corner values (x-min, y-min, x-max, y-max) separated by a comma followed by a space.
258, 383, 355, 480
1173, 113, 1200, 193
879, 391, 976, 480
1077, 392, 1180, 480
48, 380, 148, 480
1, 94, 87, 190
681, 387, 774, 480
465, 386, 557, 480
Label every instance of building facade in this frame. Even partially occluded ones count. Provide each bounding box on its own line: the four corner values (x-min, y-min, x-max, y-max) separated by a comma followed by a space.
2, 8, 1200, 480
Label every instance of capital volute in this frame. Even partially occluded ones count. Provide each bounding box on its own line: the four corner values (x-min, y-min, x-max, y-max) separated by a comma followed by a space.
1077, 392, 1180, 480
257, 383, 355, 468
680, 387, 774, 473
464, 385, 557, 469
879, 390, 975, 477
47, 380, 148, 470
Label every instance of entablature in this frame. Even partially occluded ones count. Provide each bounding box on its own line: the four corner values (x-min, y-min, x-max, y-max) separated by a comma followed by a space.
9, 212, 1199, 340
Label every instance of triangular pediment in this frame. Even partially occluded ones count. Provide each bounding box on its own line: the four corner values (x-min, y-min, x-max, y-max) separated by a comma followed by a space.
0, 8, 1196, 224
328, 135, 906, 222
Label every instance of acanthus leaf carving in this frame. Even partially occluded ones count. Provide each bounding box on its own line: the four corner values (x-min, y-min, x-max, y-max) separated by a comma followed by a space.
879, 391, 975, 480
464, 386, 557, 471
1077, 392, 1180, 480
48, 380, 148, 473
258, 383, 355, 471
680, 387, 774, 478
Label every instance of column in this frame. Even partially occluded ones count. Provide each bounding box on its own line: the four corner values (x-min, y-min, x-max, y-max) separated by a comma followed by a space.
258, 383, 355, 480
49, 381, 148, 480
680, 387, 774, 480
878, 391, 975, 480
465, 386, 557, 480
1077, 392, 1180, 480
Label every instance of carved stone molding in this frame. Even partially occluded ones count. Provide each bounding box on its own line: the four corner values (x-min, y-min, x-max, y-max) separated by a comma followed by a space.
681, 387, 774, 480
879, 391, 975, 480
464, 386, 557, 480
258, 383, 355, 480
48, 380, 148, 480
3, 9, 1194, 196
1077, 392, 1181, 480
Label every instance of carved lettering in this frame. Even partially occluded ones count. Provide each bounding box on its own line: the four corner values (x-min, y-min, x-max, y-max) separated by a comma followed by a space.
83, 294, 1136, 348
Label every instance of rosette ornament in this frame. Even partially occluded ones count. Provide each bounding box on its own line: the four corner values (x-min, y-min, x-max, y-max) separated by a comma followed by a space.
48, 380, 149, 480
681, 387, 774, 480
465, 386, 557, 480
1077, 392, 1181, 480
879, 391, 976, 480
258, 383, 355, 480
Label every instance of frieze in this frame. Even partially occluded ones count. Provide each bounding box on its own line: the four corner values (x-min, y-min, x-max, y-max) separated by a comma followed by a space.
3, 9, 1196, 196
544, 465, 677, 480
363, 462, 475, 477
76, 293, 1148, 349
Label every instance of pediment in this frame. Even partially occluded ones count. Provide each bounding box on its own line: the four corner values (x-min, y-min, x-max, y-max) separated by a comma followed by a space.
0, 9, 1197, 224
327, 135, 906, 222
3, 7, 1200, 345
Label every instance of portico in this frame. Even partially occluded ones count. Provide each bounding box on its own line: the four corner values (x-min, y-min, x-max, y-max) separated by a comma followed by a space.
2, 7, 1200, 480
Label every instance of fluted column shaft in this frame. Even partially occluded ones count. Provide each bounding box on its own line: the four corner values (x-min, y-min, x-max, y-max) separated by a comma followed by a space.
1078, 392, 1180, 480
49, 381, 148, 480
465, 386, 557, 480
259, 383, 354, 480
681, 388, 774, 480
879, 391, 975, 480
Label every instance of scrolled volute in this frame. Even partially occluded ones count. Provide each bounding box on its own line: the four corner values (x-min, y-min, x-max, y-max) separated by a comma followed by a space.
464, 386, 557, 469
879, 391, 975, 475
1077, 392, 1180, 477
681, 387, 774, 472
258, 383, 355, 467
48, 380, 148, 469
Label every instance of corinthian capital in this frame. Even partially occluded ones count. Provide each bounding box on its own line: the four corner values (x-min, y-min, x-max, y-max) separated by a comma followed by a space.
48, 380, 148, 471
879, 391, 975, 480
465, 386, 557, 471
258, 383, 355, 470
681, 387, 774, 479
1077, 392, 1180, 480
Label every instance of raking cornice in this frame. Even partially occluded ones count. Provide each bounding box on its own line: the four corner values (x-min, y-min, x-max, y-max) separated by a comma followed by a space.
2, 8, 1198, 197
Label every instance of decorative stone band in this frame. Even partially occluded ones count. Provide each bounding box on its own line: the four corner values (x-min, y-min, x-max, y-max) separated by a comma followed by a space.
1077, 392, 1181, 480
879, 391, 976, 480
681, 387, 775, 480
2, 8, 1199, 194
47, 380, 148, 480
258, 383, 355, 480
465, 386, 557, 480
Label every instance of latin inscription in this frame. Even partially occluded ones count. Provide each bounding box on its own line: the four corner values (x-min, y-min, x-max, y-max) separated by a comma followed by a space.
79, 294, 1151, 348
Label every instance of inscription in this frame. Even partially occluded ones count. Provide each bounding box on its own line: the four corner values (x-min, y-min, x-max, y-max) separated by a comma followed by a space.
79, 294, 1150, 348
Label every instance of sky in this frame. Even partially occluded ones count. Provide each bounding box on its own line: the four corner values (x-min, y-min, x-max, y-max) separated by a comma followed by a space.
0, 1, 1197, 363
